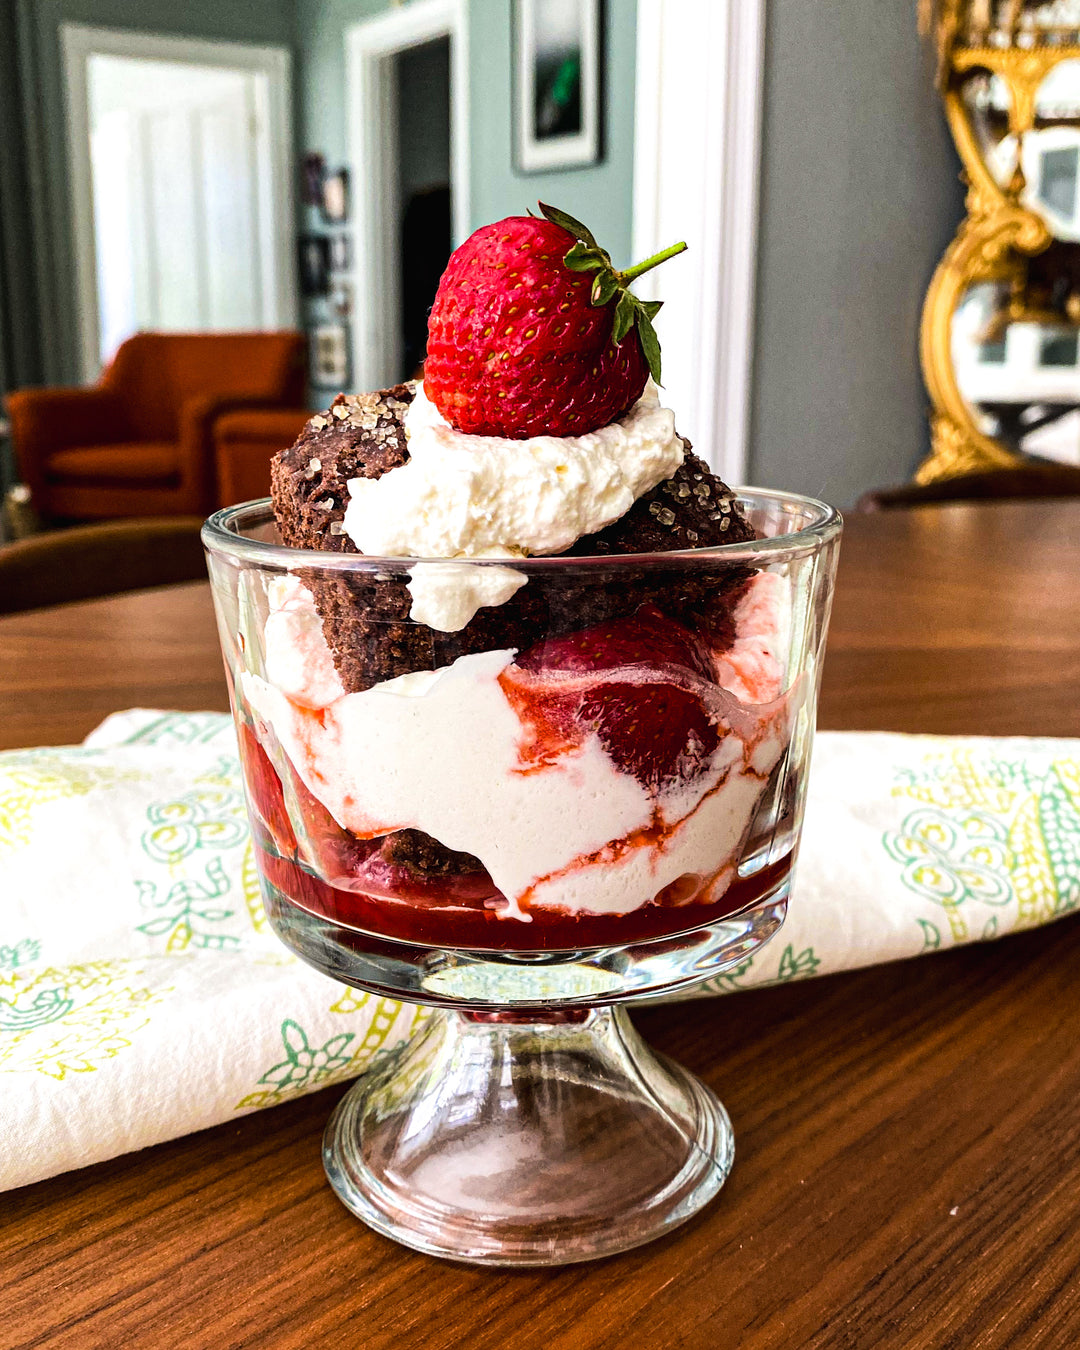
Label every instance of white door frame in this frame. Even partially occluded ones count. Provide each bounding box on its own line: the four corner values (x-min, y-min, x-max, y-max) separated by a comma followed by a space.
346, 0, 469, 393
632, 0, 766, 483
61, 23, 297, 383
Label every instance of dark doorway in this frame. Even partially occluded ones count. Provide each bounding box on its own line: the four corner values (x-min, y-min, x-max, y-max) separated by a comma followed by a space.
395, 37, 452, 383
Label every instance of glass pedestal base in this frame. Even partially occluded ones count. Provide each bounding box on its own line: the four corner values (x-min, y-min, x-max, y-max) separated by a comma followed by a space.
323, 1005, 733, 1267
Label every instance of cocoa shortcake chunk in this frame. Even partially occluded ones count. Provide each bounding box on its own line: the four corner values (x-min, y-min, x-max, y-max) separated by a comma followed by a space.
270, 383, 416, 551
270, 384, 757, 694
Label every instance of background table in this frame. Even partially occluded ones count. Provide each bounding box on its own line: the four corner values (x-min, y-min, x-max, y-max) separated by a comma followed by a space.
3, 502, 1080, 1348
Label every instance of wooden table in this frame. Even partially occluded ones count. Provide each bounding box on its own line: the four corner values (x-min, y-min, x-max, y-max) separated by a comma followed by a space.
3, 501, 1080, 1349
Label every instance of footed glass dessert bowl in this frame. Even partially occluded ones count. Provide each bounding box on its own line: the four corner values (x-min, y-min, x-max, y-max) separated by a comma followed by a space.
203, 489, 840, 1265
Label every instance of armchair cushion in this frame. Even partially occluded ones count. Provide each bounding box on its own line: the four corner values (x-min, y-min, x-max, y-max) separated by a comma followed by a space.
46, 443, 179, 485
5, 386, 128, 449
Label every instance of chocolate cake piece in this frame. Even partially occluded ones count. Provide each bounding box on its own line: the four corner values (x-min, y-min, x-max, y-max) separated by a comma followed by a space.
382, 829, 487, 876
270, 383, 415, 551
271, 385, 756, 695
568, 452, 754, 554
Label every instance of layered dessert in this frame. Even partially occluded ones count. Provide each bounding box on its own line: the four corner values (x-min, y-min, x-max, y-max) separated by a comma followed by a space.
234, 206, 795, 951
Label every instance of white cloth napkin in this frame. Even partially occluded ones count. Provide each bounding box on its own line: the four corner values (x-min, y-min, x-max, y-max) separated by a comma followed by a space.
2, 711, 1077, 1192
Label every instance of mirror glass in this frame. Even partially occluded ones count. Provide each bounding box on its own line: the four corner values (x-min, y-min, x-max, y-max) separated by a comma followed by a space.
952, 273, 1080, 465
1019, 60, 1080, 241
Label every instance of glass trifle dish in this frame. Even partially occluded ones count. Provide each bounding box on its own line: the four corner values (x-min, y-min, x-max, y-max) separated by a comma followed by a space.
203, 206, 841, 1265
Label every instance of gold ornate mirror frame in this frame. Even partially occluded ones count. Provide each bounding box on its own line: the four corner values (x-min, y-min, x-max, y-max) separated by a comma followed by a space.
918, 2, 1080, 482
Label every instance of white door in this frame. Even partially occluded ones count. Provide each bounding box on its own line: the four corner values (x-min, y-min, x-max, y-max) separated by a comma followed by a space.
88, 56, 266, 366
63, 24, 297, 382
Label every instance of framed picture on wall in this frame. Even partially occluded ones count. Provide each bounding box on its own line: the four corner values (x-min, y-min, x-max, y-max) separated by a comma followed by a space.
300, 152, 325, 206
513, 0, 601, 173
310, 324, 350, 389
298, 235, 330, 296
321, 169, 350, 224
330, 280, 354, 320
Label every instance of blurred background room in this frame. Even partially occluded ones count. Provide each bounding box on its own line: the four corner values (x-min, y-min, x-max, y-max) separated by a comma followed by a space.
5, 0, 1080, 604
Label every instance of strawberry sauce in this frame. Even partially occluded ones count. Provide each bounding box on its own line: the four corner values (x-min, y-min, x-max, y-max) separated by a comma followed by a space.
256, 839, 792, 952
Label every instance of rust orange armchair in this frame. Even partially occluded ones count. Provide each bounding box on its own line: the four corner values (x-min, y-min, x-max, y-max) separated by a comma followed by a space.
6, 331, 306, 520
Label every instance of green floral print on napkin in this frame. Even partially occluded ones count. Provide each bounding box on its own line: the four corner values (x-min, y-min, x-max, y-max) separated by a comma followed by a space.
0, 939, 41, 971
706, 942, 821, 995
886, 747, 1080, 944
134, 767, 260, 951
234, 993, 425, 1111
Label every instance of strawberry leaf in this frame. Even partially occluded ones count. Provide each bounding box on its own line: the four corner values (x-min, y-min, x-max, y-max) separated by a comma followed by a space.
640, 299, 664, 320
592, 270, 619, 305
564, 242, 607, 272
539, 202, 600, 251
636, 308, 663, 384
612, 290, 637, 344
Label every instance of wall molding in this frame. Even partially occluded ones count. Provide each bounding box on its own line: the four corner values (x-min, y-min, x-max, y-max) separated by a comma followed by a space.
61, 23, 296, 382
632, 0, 766, 484
345, 0, 469, 394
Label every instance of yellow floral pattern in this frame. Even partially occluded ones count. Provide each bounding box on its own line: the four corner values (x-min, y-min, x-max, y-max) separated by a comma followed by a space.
0, 960, 169, 1079
0, 753, 145, 854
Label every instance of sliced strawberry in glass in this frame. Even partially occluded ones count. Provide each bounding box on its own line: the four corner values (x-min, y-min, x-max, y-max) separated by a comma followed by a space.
237, 721, 298, 856
502, 606, 722, 793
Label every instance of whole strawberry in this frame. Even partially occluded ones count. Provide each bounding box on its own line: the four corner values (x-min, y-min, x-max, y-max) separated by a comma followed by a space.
424, 203, 686, 439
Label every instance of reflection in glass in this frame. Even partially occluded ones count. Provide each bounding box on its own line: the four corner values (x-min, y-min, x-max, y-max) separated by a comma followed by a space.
952, 277, 1080, 464
1039, 145, 1079, 217
1039, 328, 1079, 363
962, 60, 1080, 237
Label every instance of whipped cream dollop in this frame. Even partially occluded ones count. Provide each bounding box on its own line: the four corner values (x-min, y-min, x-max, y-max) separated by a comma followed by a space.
405, 561, 527, 632
263, 575, 345, 708
341, 379, 685, 632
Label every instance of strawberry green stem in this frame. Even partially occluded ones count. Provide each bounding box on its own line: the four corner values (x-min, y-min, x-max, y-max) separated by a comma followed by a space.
617, 241, 687, 286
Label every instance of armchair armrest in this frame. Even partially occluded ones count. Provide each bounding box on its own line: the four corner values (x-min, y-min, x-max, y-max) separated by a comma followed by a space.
177, 394, 288, 515
5, 386, 128, 497
213, 407, 312, 507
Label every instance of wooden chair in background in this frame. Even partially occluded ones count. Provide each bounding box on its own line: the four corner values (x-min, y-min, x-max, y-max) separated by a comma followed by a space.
0, 517, 207, 615
856, 460, 1080, 510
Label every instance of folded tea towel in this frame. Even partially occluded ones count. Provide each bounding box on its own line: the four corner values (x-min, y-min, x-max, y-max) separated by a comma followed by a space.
1, 710, 1076, 1191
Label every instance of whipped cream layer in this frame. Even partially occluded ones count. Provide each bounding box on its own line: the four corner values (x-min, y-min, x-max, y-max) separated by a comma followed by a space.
341, 380, 684, 632
241, 573, 790, 921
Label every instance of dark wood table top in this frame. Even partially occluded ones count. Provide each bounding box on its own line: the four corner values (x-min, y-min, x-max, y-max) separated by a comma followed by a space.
3, 501, 1080, 1349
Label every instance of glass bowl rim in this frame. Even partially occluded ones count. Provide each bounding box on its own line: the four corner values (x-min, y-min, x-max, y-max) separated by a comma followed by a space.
202, 488, 842, 574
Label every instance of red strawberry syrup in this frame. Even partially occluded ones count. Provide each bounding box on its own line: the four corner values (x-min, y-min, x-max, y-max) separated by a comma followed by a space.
255, 842, 792, 952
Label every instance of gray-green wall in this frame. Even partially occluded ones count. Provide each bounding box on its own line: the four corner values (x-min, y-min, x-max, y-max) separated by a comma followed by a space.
398, 38, 451, 200
13, 0, 296, 386
294, 0, 636, 261
747, 0, 965, 505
